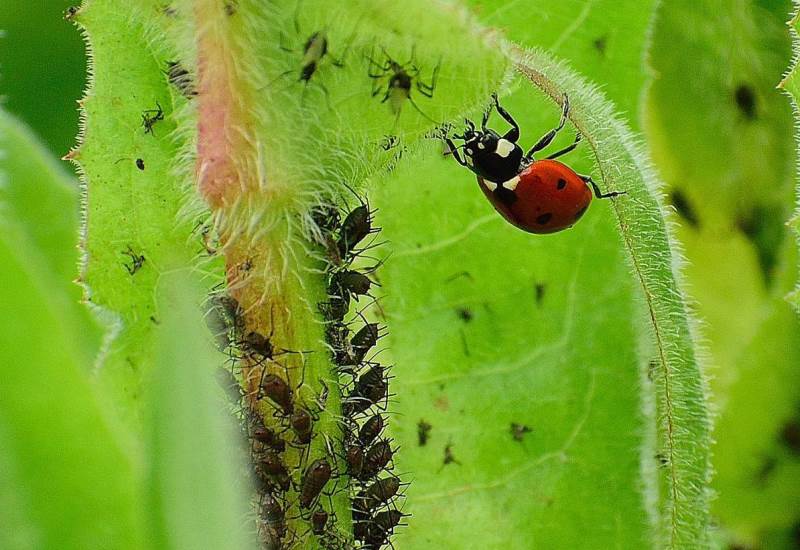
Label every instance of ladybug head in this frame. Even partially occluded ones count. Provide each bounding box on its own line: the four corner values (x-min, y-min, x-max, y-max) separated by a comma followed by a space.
450, 117, 523, 183
454, 120, 500, 161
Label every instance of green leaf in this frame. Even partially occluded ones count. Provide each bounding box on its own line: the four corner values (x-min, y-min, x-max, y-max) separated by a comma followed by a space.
373, 48, 710, 550
0, 1, 86, 155
0, 109, 102, 366
144, 271, 256, 550
68, 1, 206, 429
0, 111, 140, 550
73, 0, 507, 546
649, 0, 800, 544
464, 0, 657, 129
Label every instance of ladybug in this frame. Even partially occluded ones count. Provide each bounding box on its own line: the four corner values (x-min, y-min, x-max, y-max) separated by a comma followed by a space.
444, 93, 623, 233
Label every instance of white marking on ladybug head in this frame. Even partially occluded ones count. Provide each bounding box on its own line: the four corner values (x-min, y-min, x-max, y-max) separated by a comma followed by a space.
483, 179, 498, 192
477, 142, 485, 150
496, 139, 515, 158
502, 176, 520, 191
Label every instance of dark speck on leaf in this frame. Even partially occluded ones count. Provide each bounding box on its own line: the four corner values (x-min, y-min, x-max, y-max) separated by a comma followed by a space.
781, 420, 800, 454
510, 423, 532, 442
734, 84, 757, 120
670, 189, 699, 228
756, 456, 776, 485
442, 442, 460, 467
593, 35, 608, 55
735, 204, 782, 286
417, 420, 432, 446
456, 307, 473, 322
535, 283, 546, 306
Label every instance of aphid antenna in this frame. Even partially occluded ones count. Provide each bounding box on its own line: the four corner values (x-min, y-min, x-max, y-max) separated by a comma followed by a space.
403, 96, 438, 125
336, 179, 368, 211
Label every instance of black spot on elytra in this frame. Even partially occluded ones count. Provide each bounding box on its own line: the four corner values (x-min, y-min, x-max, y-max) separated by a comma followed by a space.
670, 189, 699, 228
735, 204, 784, 287
135, 158, 145, 171
734, 84, 757, 120
494, 185, 517, 206
574, 205, 588, 221
536, 213, 552, 225
556, 178, 567, 190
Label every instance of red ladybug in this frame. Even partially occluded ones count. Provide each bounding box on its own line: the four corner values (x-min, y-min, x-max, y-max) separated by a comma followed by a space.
444, 93, 623, 234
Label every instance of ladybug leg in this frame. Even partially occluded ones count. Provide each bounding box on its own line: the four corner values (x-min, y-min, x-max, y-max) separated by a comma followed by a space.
444, 137, 468, 167
526, 94, 570, 159
546, 132, 582, 160
480, 100, 494, 131
581, 174, 626, 199
489, 93, 521, 142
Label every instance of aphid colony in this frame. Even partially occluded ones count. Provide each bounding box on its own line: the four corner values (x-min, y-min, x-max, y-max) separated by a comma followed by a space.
313, 193, 408, 549
210, 194, 405, 549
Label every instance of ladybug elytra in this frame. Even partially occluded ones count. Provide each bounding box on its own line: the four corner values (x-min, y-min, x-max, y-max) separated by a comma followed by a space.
445, 93, 623, 233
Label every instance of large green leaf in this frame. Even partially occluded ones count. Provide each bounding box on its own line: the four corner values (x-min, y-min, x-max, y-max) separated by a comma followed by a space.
0, 109, 140, 550
72, 0, 506, 545
648, 1, 800, 545
0, 109, 102, 365
68, 1, 205, 431
370, 1, 711, 548
375, 38, 708, 550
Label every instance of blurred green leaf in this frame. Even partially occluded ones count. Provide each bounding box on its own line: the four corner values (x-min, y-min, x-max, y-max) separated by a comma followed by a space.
0, 108, 102, 366
647, 0, 800, 545
0, 110, 140, 550
144, 271, 255, 550
0, 1, 86, 156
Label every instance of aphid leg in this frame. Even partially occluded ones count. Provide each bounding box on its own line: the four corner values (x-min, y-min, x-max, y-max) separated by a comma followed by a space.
580, 174, 626, 199
545, 132, 582, 160
526, 93, 570, 158
331, 31, 355, 68
416, 57, 441, 98
366, 47, 391, 77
